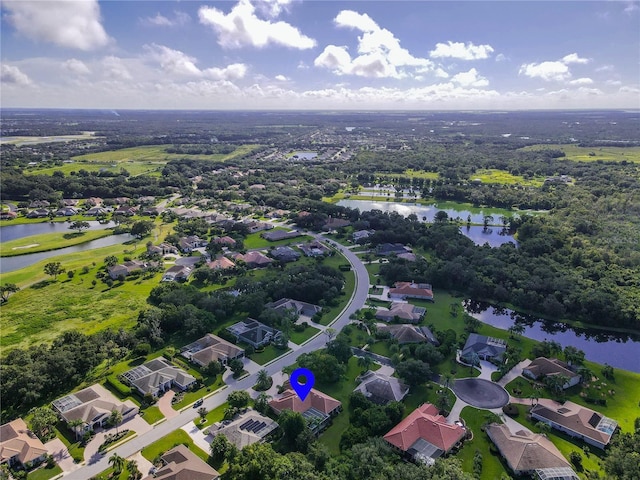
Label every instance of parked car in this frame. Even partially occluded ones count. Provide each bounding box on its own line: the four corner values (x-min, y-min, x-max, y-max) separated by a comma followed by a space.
193, 399, 203, 408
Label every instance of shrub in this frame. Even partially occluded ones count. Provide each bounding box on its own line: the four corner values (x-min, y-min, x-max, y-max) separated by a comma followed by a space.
106, 376, 131, 397
502, 404, 519, 417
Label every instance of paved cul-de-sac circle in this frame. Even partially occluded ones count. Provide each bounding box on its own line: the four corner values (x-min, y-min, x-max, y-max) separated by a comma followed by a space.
452, 378, 510, 409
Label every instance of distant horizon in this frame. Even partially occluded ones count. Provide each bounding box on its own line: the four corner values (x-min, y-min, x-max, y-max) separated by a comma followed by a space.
1, 1, 638, 110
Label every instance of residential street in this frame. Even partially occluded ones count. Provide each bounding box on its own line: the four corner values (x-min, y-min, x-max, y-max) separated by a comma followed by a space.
63, 237, 370, 479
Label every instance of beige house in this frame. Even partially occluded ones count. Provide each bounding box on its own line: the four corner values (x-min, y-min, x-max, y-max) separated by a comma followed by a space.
142, 444, 219, 480
206, 410, 278, 449
0, 419, 48, 468
523, 358, 581, 389
181, 334, 244, 367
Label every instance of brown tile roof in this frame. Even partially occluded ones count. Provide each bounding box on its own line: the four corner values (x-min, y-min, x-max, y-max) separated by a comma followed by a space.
389, 282, 433, 299
383, 403, 465, 453
524, 358, 579, 380
486, 423, 572, 473
269, 388, 341, 416
236, 251, 273, 267
207, 256, 235, 270
144, 444, 219, 480
0, 418, 48, 466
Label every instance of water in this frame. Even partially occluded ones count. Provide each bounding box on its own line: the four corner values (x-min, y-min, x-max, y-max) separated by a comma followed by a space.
291, 151, 317, 160
0, 221, 113, 242
0, 234, 133, 273
465, 301, 640, 373
460, 226, 518, 247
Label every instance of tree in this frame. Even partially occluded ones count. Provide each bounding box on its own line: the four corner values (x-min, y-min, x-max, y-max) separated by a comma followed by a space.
254, 392, 271, 414
104, 255, 119, 267
69, 220, 90, 233
126, 459, 142, 480
325, 335, 352, 364
109, 409, 123, 435
323, 327, 337, 341
278, 410, 307, 448
434, 210, 449, 223
604, 430, 640, 479
227, 390, 250, 409
204, 360, 223, 377
131, 220, 154, 239
602, 364, 615, 380
108, 453, 125, 476
508, 322, 525, 339
68, 419, 85, 440
569, 451, 583, 471
255, 369, 271, 391
545, 374, 569, 396
229, 358, 244, 378
0, 283, 19, 303
357, 355, 373, 372
29, 406, 58, 440
395, 359, 431, 386
44, 261, 65, 280
563, 346, 585, 366
210, 433, 232, 462
198, 407, 208, 423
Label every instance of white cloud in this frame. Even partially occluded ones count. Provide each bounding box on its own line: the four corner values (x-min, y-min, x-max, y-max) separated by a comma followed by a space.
254, 0, 294, 18
562, 53, 590, 64
451, 68, 489, 87
102, 56, 132, 81
63, 58, 91, 75
314, 10, 433, 79
275, 74, 288, 81
141, 11, 190, 27
3, 0, 109, 50
1, 64, 32, 85
596, 65, 614, 72
606, 79, 622, 86
495, 53, 507, 62
623, 2, 639, 14
203, 64, 247, 81
429, 41, 494, 60
434, 68, 449, 79
144, 44, 247, 80
519, 61, 571, 81
198, 0, 316, 49
568, 77, 594, 86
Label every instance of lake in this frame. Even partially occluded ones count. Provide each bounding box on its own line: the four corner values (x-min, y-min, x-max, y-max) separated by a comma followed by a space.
291, 151, 317, 160
0, 220, 113, 242
336, 199, 518, 246
465, 301, 640, 373
0, 233, 133, 273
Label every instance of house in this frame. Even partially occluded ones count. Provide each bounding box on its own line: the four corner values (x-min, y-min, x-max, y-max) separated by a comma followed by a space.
244, 220, 273, 233
270, 246, 300, 262
233, 251, 273, 269
86, 206, 108, 216
530, 401, 618, 449
226, 319, 282, 349
142, 444, 219, 480
460, 333, 507, 365
0, 211, 17, 220
26, 208, 49, 218
52, 384, 138, 437
121, 358, 196, 397
396, 252, 418, 262
206, 410, 278, 449
211, 236, 237, 248
378, 324, 439, 345
55, 206, 78, 216
0, 418, 48, 469
261, 230, 301, 242
486, 423, 578, 479
162, 265, 192, 282
148, 243, 179, 256
114, 206, 137, 216
61, 199, 79, 206
376, 243, 412, 256
181, 334, 244, 367
137, 196, 156, 205
352, 229, 374, 243
375, 302, 426, 324
28, 200, 50, 208
179, 235, 208, 253
388, 282, 434, 301
265, 298, 322, 318
323, 217, 351, 230
85, 197, 103, 207
384, 403, 466, 465
108, 260, 147, 280
298, 240, 330, 257
354, 371, 409, 405
114, 197, 130, 205
523, 358, 581, 390
207, 256, 236, 270
269, 386, 342, 434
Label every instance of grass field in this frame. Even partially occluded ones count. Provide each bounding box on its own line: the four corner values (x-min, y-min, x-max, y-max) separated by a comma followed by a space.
27, 464, 63, 480
0, 229, 113, 257
458, 407, 507, 480
141, 429, 209, 463
242, 229, 311, 250
289, 325, 321, 345
470, 169, 544, 187
0, 241, 157, 348
251, 346, 291, 365
140, 405, 164, 425
377, 169, 440, 180
519, 144, 640, 163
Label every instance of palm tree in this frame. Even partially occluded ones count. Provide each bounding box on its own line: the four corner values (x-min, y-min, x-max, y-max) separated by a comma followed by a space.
109, 409, 123, 435
256, 369, 271, 390
68, 419, 85, 440
508, 322, 525, 339
109, 453, 125, 476
357, 355, 373, 372
126, 459, 142, 480
442, 372, 454, 389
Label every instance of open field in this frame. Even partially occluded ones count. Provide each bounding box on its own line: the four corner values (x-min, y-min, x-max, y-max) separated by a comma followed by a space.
377, 169, 440, 180
519, 144, 640, 163
0, 133, 100, 145
0, 242, 157, 349
0, 229, 113, 257
470, 169, 544, 187
25, 160, 167, 177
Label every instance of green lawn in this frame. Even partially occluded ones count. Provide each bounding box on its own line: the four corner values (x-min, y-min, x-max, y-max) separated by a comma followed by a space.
289, 325, 321, 345
198, 402, 228, 430
140, 405, 164, 425
470, 168, 544, 187
402, 383, 457, 416
243, 229, 311, 250
250, 346, 291, 365
26, 464, 63, 480
458, 407, 507, 480
141, 429, 209, 463
1, 229, 113, 257
377, 169, 440, 180
53, 421, 85, 463
519, 144, 640, 163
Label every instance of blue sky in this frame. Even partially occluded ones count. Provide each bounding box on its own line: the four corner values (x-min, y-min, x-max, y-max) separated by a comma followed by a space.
1, 0, 639, 109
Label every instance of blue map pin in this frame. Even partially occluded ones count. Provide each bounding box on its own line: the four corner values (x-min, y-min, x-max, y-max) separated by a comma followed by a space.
290, 368, 315, 401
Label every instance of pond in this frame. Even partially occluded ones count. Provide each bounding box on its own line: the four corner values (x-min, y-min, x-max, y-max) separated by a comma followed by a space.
465, 301, 640, 373
0, 220, 113, 242
290, 151, 317, 160
460, 226, 518, 247
0, 233, 133, 273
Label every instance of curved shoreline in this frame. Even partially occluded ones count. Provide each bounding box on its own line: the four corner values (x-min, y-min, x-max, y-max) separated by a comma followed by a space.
0, 230, 114, 257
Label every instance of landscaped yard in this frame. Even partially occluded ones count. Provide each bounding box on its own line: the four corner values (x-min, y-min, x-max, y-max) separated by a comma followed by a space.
197, 402, 228, 430
243, 229, 311, 249
140, 405, 164, 425
458, 406, 507, 480
26, 464, 63, 480
402, 383, 457, 416
141, 429, 209, 463
289, 325, 321, 345
250, 346, 291, 365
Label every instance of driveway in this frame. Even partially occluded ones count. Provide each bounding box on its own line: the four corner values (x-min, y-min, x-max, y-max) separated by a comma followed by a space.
45, 437, 78, 473
157, 390, 179, 420
181, 421, 213, 453
452, 378, 510, 409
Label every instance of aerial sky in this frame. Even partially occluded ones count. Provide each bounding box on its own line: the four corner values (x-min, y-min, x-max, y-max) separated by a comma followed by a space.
1, 0, 639, 110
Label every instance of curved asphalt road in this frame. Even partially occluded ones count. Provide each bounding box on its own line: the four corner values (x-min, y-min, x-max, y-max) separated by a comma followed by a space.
64, 237, 369, 479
